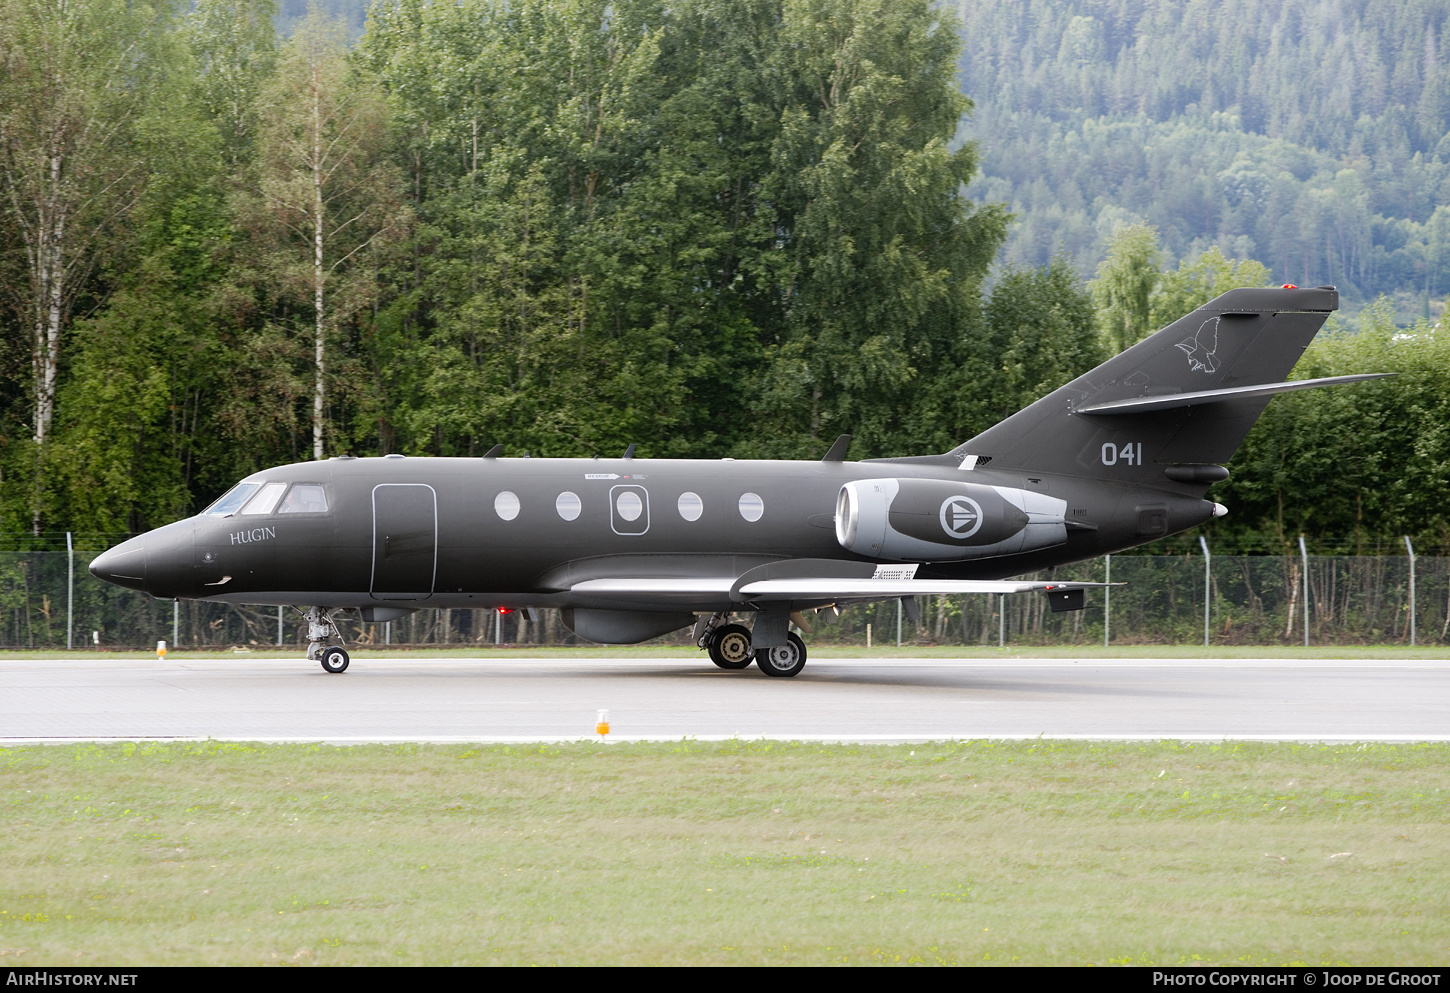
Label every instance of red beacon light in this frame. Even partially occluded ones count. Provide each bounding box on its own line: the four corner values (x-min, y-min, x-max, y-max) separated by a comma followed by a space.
1281, 283, 1298, 289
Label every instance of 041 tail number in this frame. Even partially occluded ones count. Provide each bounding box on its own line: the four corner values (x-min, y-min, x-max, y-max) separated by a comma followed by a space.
1101, 442, 1143, 466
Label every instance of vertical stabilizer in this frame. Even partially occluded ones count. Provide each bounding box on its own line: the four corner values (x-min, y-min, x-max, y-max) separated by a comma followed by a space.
949, 286, 1340, 482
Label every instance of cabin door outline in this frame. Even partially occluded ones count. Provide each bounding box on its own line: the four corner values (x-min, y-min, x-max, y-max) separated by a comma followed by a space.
370, 483, 438, 600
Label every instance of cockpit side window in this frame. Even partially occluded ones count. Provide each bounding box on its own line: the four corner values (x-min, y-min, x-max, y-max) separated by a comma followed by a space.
240, 481, 288, 515
204, 482, 261, 517
278, 484, 328, 514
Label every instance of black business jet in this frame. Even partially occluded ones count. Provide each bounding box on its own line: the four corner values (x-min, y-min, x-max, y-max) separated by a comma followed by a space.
90, 285, 1384, 676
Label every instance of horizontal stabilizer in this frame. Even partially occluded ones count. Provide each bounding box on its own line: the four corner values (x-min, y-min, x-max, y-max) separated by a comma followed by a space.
1074, 374, 1393, 415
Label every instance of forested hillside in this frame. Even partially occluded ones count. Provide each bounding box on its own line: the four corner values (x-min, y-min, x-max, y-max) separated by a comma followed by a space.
0, 0, 1446, 557
957, 0, 1450, 317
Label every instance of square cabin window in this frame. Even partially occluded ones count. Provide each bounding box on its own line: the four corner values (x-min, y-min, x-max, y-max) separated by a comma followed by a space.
239, 481, 287, 515
279, 484, 328, 514
204, 482, 260, 517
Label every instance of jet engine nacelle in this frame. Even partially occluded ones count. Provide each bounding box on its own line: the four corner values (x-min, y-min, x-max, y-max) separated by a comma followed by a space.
835, 478, 1068, 562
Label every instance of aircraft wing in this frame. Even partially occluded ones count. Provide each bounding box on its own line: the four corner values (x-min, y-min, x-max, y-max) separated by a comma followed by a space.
567, 573, 1109, 604
735, 578, 1106, 599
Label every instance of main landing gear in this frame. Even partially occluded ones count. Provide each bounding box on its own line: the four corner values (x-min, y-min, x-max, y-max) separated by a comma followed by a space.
755, 632, 807, 677
305, 606, 350, 674
698, 614, 808, 677
706, 623, 755, 669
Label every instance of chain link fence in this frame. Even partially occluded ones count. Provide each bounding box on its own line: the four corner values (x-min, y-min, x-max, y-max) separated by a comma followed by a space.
0, 545, 1443, 650
824, 553, 1445, 648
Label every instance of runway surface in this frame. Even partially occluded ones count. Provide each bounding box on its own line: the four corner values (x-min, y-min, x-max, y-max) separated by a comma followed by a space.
2, 654, 1447, 744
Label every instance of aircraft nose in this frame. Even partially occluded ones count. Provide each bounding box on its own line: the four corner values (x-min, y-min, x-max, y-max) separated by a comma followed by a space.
91, 522, 196, 596
89, 538, 148, 591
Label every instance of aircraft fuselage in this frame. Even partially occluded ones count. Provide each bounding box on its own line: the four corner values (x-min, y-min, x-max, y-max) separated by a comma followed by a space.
97, 453, 1215, 612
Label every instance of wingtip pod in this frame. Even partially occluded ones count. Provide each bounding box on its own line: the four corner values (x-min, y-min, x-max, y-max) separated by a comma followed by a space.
1209, 284, 1337, 314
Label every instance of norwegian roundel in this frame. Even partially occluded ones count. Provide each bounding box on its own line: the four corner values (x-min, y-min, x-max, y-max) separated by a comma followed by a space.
938, 495, 983, 539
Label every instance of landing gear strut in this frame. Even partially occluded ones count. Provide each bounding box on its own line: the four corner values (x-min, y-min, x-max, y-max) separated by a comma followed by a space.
305, 606, 349, 674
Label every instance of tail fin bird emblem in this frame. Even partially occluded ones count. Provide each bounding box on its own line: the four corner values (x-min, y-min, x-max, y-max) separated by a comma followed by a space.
1176, 317, 1221, 373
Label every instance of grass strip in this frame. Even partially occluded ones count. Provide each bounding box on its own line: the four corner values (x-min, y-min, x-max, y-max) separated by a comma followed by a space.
1, 739, 1446, 966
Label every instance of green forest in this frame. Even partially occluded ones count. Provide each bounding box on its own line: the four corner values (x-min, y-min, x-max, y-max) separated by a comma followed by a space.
958, 0, 1450, 317
0, 0, 1447, 558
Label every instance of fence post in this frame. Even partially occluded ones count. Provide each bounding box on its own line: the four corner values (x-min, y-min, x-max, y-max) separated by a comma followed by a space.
1299, 536, 1310, 647
1199, 536, 1211, 647
998, 594, 1005, 648
173, 600, 179, 649
66, 533, 73, 649
1404, 536, 1416, 647
1103, 554, 1111, 648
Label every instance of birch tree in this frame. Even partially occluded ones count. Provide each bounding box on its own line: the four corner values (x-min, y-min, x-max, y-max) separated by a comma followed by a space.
0, 0, 176, 452
247, 11, 406, 461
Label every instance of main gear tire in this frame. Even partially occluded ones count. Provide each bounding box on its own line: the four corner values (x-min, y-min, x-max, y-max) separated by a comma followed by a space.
756, 631, 807, 677
708, 623, 755, 669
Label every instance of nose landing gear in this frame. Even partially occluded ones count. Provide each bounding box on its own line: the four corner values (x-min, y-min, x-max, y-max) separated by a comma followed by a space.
319, 645, 350, 673
305, 606, 350, 674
